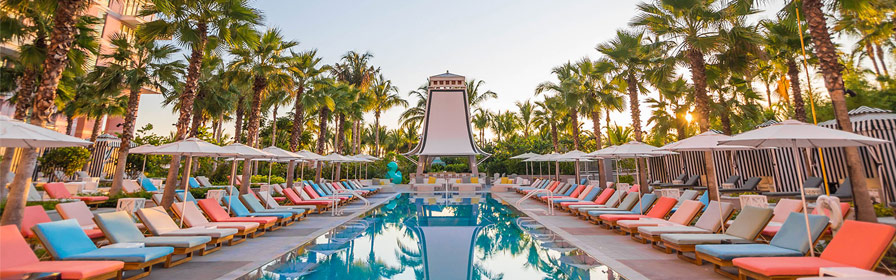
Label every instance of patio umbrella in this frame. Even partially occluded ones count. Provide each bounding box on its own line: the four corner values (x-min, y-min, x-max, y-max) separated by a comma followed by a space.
261, 146, 304, 184
150, 138, 236, 226
222, 143, 274, 214
352, 154, 378, 179
661, 131, 754, 232
512, 152, 541, 178
0, 115, 90, 148
295, 150, 323, 181
558, 150, 591, 183
596, 141, 672, 214
129, 144, 157, 175
320, 153, 353, 180
719, 119, 888, 256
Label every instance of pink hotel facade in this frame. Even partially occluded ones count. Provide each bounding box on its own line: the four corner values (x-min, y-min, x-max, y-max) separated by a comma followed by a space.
0, 0, 155, 139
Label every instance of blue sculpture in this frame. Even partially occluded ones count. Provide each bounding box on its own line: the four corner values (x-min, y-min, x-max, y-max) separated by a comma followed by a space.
386, 161, 402, 184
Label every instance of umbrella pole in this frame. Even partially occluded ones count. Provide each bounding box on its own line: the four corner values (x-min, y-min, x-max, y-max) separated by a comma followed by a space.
141, 156, 147, 175
180, 156, 193, 228
301, 162, 305, 181
268, 159, 272, 184
709, 151, 726, 232
791, 140, 815, 257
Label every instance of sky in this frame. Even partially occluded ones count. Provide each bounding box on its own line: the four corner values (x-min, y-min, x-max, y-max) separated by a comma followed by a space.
135, 0, 789, 138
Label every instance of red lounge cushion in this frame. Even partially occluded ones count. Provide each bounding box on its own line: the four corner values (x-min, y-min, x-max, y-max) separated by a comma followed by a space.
1, 261, 124, 279
75, 196, 108, 202
599, 214, 648, 222
733, 257, 849, 276
273, 197, 286, 202
84, 228, 105, 239
222, 217, 277, 225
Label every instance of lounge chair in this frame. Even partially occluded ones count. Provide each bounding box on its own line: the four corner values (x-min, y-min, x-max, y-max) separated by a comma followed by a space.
638, 201, 735, 247
659, 175, 700, 189
718, 177, 761, 194
763, 177, 824, 197
652, 174, 688, 187
32, 220, 172, 280
695, 212, 830, 278
1, 224, 125, 280
584, 194, 659, 220
660, 206, 774, 264
93, 211, 211, 267
20, 205, 55, 240
541, 184, 587, 202
550, 185, 598, 205
196, 198, 276, 234
174, 190, 198, 203
121, 180, 143, 194
222, 196, 294, 227
596, 196, 678, 228
560, 187, 616, 210
756, 199, 804, 237
44, 182, 108, 207
618, 200, 703, 237
140, 178, 159, 192
55, 201, 109, 239
670, 190, 699, 211
733, 220, 896, 280
282, 188, 335, 212
196, 176, 228, 188
136, 207, 238, 255
691, 175, 742, 191
171, 201, 259, 242
570, 190, 634, 216
239, 193, 307, 218
258, 190, 318, 213
763, 202, 851, 238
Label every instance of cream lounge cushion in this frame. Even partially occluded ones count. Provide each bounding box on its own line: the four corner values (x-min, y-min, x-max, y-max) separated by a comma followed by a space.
136, 207, 237, 238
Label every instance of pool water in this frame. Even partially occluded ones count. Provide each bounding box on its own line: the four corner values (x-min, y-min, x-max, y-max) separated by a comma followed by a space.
250, 194, 624, 280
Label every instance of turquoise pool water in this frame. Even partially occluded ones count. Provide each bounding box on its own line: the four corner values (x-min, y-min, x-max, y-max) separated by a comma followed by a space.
251, 194, 623, 280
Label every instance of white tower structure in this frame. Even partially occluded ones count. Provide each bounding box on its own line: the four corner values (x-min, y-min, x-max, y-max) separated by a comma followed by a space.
405, 72, 489, 175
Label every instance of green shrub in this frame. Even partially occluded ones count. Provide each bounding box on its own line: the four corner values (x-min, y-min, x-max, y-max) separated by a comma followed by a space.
39, 147, 90, 179
875, 203, 894, 217
96, 191, 153, 208
251, 175, 284, 184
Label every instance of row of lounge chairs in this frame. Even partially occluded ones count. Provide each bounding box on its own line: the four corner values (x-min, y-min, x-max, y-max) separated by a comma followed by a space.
512, 178, 892, 279
1, 179, 382, 279
652, 174, 855, 201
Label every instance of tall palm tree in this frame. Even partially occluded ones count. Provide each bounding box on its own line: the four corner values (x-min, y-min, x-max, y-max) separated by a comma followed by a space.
370, 75, 407, 156
762, 17, 811, 122
471, 108, 492, 143
514, 100, 535, 138
103, 34, 184, 195
288, 50, 326, 152
533, 97, 563, 180
597, 30, 661, 142
801, 0, 877, 222
632, 0, 751, 132
2, 0, 92, 227
536, 62, 585, 149
578, 58, 618, 189
229, 28, 296, 194
141, 0, 262, 207
332, 51, 377, 156
465, 79, 498, 109
490, 110, 519, 142
399, 83, 428, 129
303, 78, 337, 180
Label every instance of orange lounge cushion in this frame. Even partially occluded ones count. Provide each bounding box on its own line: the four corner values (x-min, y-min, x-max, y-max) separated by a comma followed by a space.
84, 228, 105, 239
1, 261, 124, 280
75, 196, 108, 202
733, 257, 849, 276
272, 197, 286, 202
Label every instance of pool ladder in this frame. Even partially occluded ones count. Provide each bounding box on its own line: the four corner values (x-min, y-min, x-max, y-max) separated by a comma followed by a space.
332, 188, 369, 216
515, 189, 554, 216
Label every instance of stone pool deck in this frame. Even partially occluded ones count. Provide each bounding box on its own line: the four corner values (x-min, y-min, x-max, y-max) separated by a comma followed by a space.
493, 191, 726, 280
135, 190, 400, 280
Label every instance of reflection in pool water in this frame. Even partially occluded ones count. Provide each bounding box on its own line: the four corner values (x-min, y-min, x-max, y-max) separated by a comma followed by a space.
253, 194, 624, 280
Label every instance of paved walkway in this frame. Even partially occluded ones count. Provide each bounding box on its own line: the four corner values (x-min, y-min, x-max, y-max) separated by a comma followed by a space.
492, 191, 726, 280
138, 190, 400, 280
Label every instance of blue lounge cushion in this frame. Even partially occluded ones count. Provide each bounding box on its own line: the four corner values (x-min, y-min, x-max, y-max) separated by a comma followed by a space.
175, 190, 197, 202
240, 194, 304, 216
188, 177, 200, 188
224, 196, 292, 219
142, 236, 210, 248
141, 178, 158, 192
768, 213, 830, 252
581, 188, 601, 202
695, 244, 803, 261
93, 212, 146, 243
33, 220, 100, 259
67, 247, 174, 263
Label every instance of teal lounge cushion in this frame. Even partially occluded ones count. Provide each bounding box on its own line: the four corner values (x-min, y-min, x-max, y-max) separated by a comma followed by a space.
695, 244, 802, 261
33, 220, 99, 259
661, 233, 745, 245
188, 177, 200, 188
94, 212, 147, 243
768, 213, 830, 252
142, 236, 210, 248
67, 247, 174, 263
240, 194, 304, 216
141, 178, 158, 192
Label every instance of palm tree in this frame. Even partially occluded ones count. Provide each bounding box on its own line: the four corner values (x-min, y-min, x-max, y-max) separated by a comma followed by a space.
490, 110, 519, 142
102, 34, 184, 195
303, 78, 337, 180
578, 58, 618, 189
332, 51, 377, 155
287, 50, 326, 152
762, 17, 811, 122
262, 88, 291, 146
2, 0, 92, 227
801, 0, 877, 222
632, 0, 752, 132
465, 79, 497, 109
229, 28, 296, 194
514, 100, 535, 138
399, 83, 428, 129
370, 75, 407, 156
533, 97, 563, 180
597, 30, 661, 142
471, 108, 492, 143
141, 0, 262, 207
536, 62, 586, 149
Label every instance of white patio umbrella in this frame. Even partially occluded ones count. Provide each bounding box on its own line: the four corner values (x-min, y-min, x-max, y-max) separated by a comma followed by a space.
558, 150, 591, 183
512, 152, 541, 178
320, 153, 353, 180
295, 150, 323, 181
719, 119, 888, 256
261, 146, 304, 184
150, 138, 237, 226
352, 154, 378, 179
0, 115, 91, 148
596, 141, 673, 214
129, 144, 157, 175
660, 131, 754, 232
221, 143, 274, 215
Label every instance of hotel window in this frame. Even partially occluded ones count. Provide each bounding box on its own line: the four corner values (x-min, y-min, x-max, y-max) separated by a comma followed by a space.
122, 0, 143, 16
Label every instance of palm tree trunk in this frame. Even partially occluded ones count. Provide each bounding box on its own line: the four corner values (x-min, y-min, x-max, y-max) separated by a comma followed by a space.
866, 43, 882, 76
877, 44, 890, 77
803, 0, 876, 222
190, 111, 202, 137
289, 86, 305, 152
764, 82, 773, 108
374, 111, 381, 157
0, 66, 41, 195
591, 110, 607, 189
2, 0, 87, 227
719, 95, 732, 135
81, 114, 103, 171
240, 75, 267, 194
271, 104, 278, 146
626, 73, 642, 141
162, 22, 208, 209
570, 109, 580, 150
787, 59, 807, 122
315, 108, 330, 181
686, 48, 711, 132
334, 114, 346, 179
110, 85, 142, 195
234, 96, 245, 142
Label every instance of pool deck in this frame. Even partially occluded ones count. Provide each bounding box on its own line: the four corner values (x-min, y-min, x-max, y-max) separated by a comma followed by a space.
493, 191, 727, 280
135, 190, 400, 280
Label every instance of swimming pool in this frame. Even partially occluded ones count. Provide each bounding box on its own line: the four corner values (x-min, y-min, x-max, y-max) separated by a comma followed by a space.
247, 194, 624, 280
